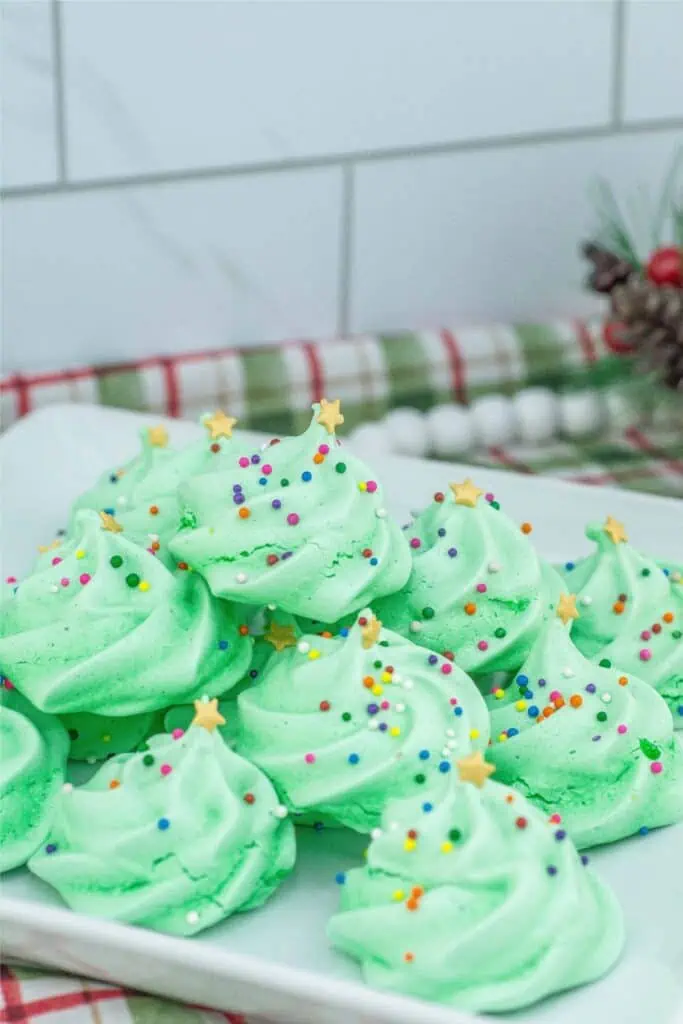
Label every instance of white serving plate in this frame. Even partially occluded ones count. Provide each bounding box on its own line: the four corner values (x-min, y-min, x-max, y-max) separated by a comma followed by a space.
1, 404, 682, 1024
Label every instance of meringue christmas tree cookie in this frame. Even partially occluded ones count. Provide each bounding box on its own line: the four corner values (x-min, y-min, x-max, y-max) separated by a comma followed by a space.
0, 510, 252, 716
487, 598, 683, 848
29, 701, 296, 935
236, 611, 490, 832
170, 403, 411, 622
0, 685, 69, 873
328, 760, 623, 1013
374, 481, 562, 677
562, 518, 683, 725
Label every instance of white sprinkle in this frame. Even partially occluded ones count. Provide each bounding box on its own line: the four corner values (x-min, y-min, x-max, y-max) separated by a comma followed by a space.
403, 679, 414, 690
389, 821, 399, 831
118, 496, 128, 506
446, 728, 455, 738
447, 739, 458, 750
186, 910, 199, 925
368, 720, 379, 731
62, 783, 73, 794
488, 561, 501, 573
580, 596, 593, 607
297, 641, 310, 654
273, 805, 289, 819
562, 667, 574, 678
370, 828, 383, 840
395, 703, 405, 713
441, 748, 450, 758
200, 694, 210, 704
409, 621, 422, 633
375, 508, 387, 519
267, 602, 277, 611
392, 672, 402, 684
601, 692, 612, 704
235, 572, 248, 584
50, 585, 59, 593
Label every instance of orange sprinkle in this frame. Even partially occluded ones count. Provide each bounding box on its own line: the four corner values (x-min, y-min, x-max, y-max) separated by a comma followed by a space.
520, 522, 533, 534
663, 612, 674, 624
151, 541, 160, 552
238, 507, 250, 519
404, 952, 414, 963
618, 675, 629, 686
313, 452, 325, 464
542, 706, 555, 718
613, 601, 625, 614
553, 696, 566, 710
406, 899, 419, 911
505, 793, 515, 803
464, 602, 477, 616
149, 505, 159, 516
363, 675, 374, 689
411, 885, 424, 898
109, 780, 121, 789
569, 694, 583, 708
238, 625, 249, 636
320, 630, 333, 638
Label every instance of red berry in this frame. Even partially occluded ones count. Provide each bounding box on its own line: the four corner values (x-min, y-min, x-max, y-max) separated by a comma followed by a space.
602, 320, 635, 355
243, 793, 255, 804
319, 700, 331, 711
646, 246, 683, 288
210, 443, 220, 453
266, 554, 279, 566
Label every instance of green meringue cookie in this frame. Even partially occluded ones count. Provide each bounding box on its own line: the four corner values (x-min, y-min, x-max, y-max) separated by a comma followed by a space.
0, 510, 252, 716
170, 404, 412, 622
328, 767, 624, 1013
374, 480, 562, 677
29, 716, 296, 935
236, 610, 490, 832
61, 710, 164, 761
0, 686, 69, 873
487, 605, 683, 848
561, 520, 683, 725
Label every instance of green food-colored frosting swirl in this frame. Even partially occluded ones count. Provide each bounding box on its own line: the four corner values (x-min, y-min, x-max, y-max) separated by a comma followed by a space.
562, 522, 683, 725
374, 483, 561, 676
61, 710, 164, 761
328, 771, 624, 1013
487, 613, 683, 848
236, 610, 490, 832
29, 721, 296, 935
0, 686, 69, 873
170, 407, 411, 622
0, 510, 252, 716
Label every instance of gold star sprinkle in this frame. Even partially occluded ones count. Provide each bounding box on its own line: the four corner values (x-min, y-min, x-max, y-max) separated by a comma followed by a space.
147, 425, 169, 448
316, 398, 344, 435
203, 410, 238, 440
360, 615, 382, 649
99, 511, 123, 533
456, 751, 496, 788
604, 516, 628, 544
450, 479, 484, 508
556, 593, 580, 625
265, 622, 297, 653
191, 698, 225, 732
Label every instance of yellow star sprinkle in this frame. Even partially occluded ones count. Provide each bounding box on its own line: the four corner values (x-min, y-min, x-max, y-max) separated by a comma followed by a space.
191, 698, 225, 733
456, 751, 496, 788
264, 622, 297, 653
450, 479, 484, 508
203, 410, 238, 440
557, 592, 580, 625
99, 511, 123, 533
360, 615, 382, 649
147, 425, 169, 448
604, 516, 628, 544
316, 398, 344, 435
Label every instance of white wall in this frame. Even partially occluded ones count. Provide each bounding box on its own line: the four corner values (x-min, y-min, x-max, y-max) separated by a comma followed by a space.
2, 0, 682, 373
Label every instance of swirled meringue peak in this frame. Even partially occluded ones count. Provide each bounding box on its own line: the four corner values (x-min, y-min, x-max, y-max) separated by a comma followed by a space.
487, 596, 683, 848
29, 702, 296, 935
0, 510, 252, 716
562, 518, 683, 725
328, 759, 623, 1013
169, 403, 411, 622
61, 710, 164, 761
235, 610, 490, 832
0, 683, 69, 873
374, 480, 562, 677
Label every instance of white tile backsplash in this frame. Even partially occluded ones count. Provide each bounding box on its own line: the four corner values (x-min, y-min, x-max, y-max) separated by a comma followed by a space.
622, 0, 683, 123
0, 0, 58, 188
1, 1, 681, 374
350, 129, 683, 332
60, 1, 615, 181
2, 169, 342, 371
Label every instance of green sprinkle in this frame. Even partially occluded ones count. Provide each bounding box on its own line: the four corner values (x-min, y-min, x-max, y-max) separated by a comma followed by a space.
598, 658, 612, 668
448, 828, 462, 842
110, 555, 123, 568
373, 660, 382, 669
597, 711, 608, 722
335, 462, 347, 474
179, 509, 197, 529
379, 640, 389, 647
422, 607, 435, 620
490, 501, 500, 510
143, 754, 154, 766
641, 568, 651, 577
280, 478, 289, 487
414, 773, 426, 784
639, 738, 661, 760
341, 712, 352, 722
494, 627, 507, 639
126, 573, 140, 588
672, 630, 682, 640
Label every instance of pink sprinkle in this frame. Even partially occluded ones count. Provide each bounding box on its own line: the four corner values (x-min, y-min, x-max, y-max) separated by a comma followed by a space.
449, 697, 458, 706
617, 724, 628, 734
286, 512, 300, 526
651, 761, 663, 775
60, 578, 70, 587
2, 678, 15, 690
380, 700, 390, 710
52, 557, 62, 566
318, 444, 330, 455
238, 456, 249, 468
172, 728, 184, 740
160, 764, 172, 776
485, 492, 495, 503
5, 576, 17, 584
441, 663, 452, 675
410, 537, 421, 549
549, 813, 562, 824
640, 648, 652, 662
476, 583, 487, 593
262, 464, 273, 475
640, 630, 651, 641
304, 753, 316, 764
549, 690, 561, 702
79, 573, 91, 585
366, 480, 378, 493
477, 640, 489, 651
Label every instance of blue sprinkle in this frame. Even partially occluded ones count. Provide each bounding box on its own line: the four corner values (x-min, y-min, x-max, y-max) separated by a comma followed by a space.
251, 454, 261, 465
547, 865, 557, 876
523, 689, 533, 700
104, 507, 115, 515
639, 825, 649, 836
422, 802, 433, 813
249, 669, 259, 679
428, 654, 438, 665
528, 706, 539, 718
453, 706, 463, 717
45, 843, 58, 854
378, 722, 388, 732
313, 821, 325, 832
109, 475, 118, 484
677, 706, 683, 717
565, 561, 575, 571
555, 829, 567, 841
537, 677, 547, 688
302, 471, 312, 482
507, 727, 519, 737
418, 750, 430, 760
218, 640, 230, 650
233, 484, 242, 492
369, 557, 378, 566
335, 872, 346, 884
663, 567, 670, 576
348, 753, 360, 765
157, 818, 170, 831
448, 547, 458, 558
340, 628, 349, 637
234, 493, 245, 504
581, 854, 590, 866
516, 674, 529, 686
259, 477, 268, 485
437, 528, 446, 537
438, 761, 451, 773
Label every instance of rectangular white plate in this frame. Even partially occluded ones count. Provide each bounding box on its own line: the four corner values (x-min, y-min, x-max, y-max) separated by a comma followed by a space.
1, 405, 682, 1024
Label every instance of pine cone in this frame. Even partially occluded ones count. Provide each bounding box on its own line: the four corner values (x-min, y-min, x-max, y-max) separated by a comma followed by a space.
610, 277, 683, 390
582, 242, 635, 294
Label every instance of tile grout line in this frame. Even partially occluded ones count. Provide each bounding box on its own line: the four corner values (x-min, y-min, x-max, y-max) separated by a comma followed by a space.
337, 164, 355, 336
610, 0, 627, 127
50, 0, 68, 181
3, 117, 683, 202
